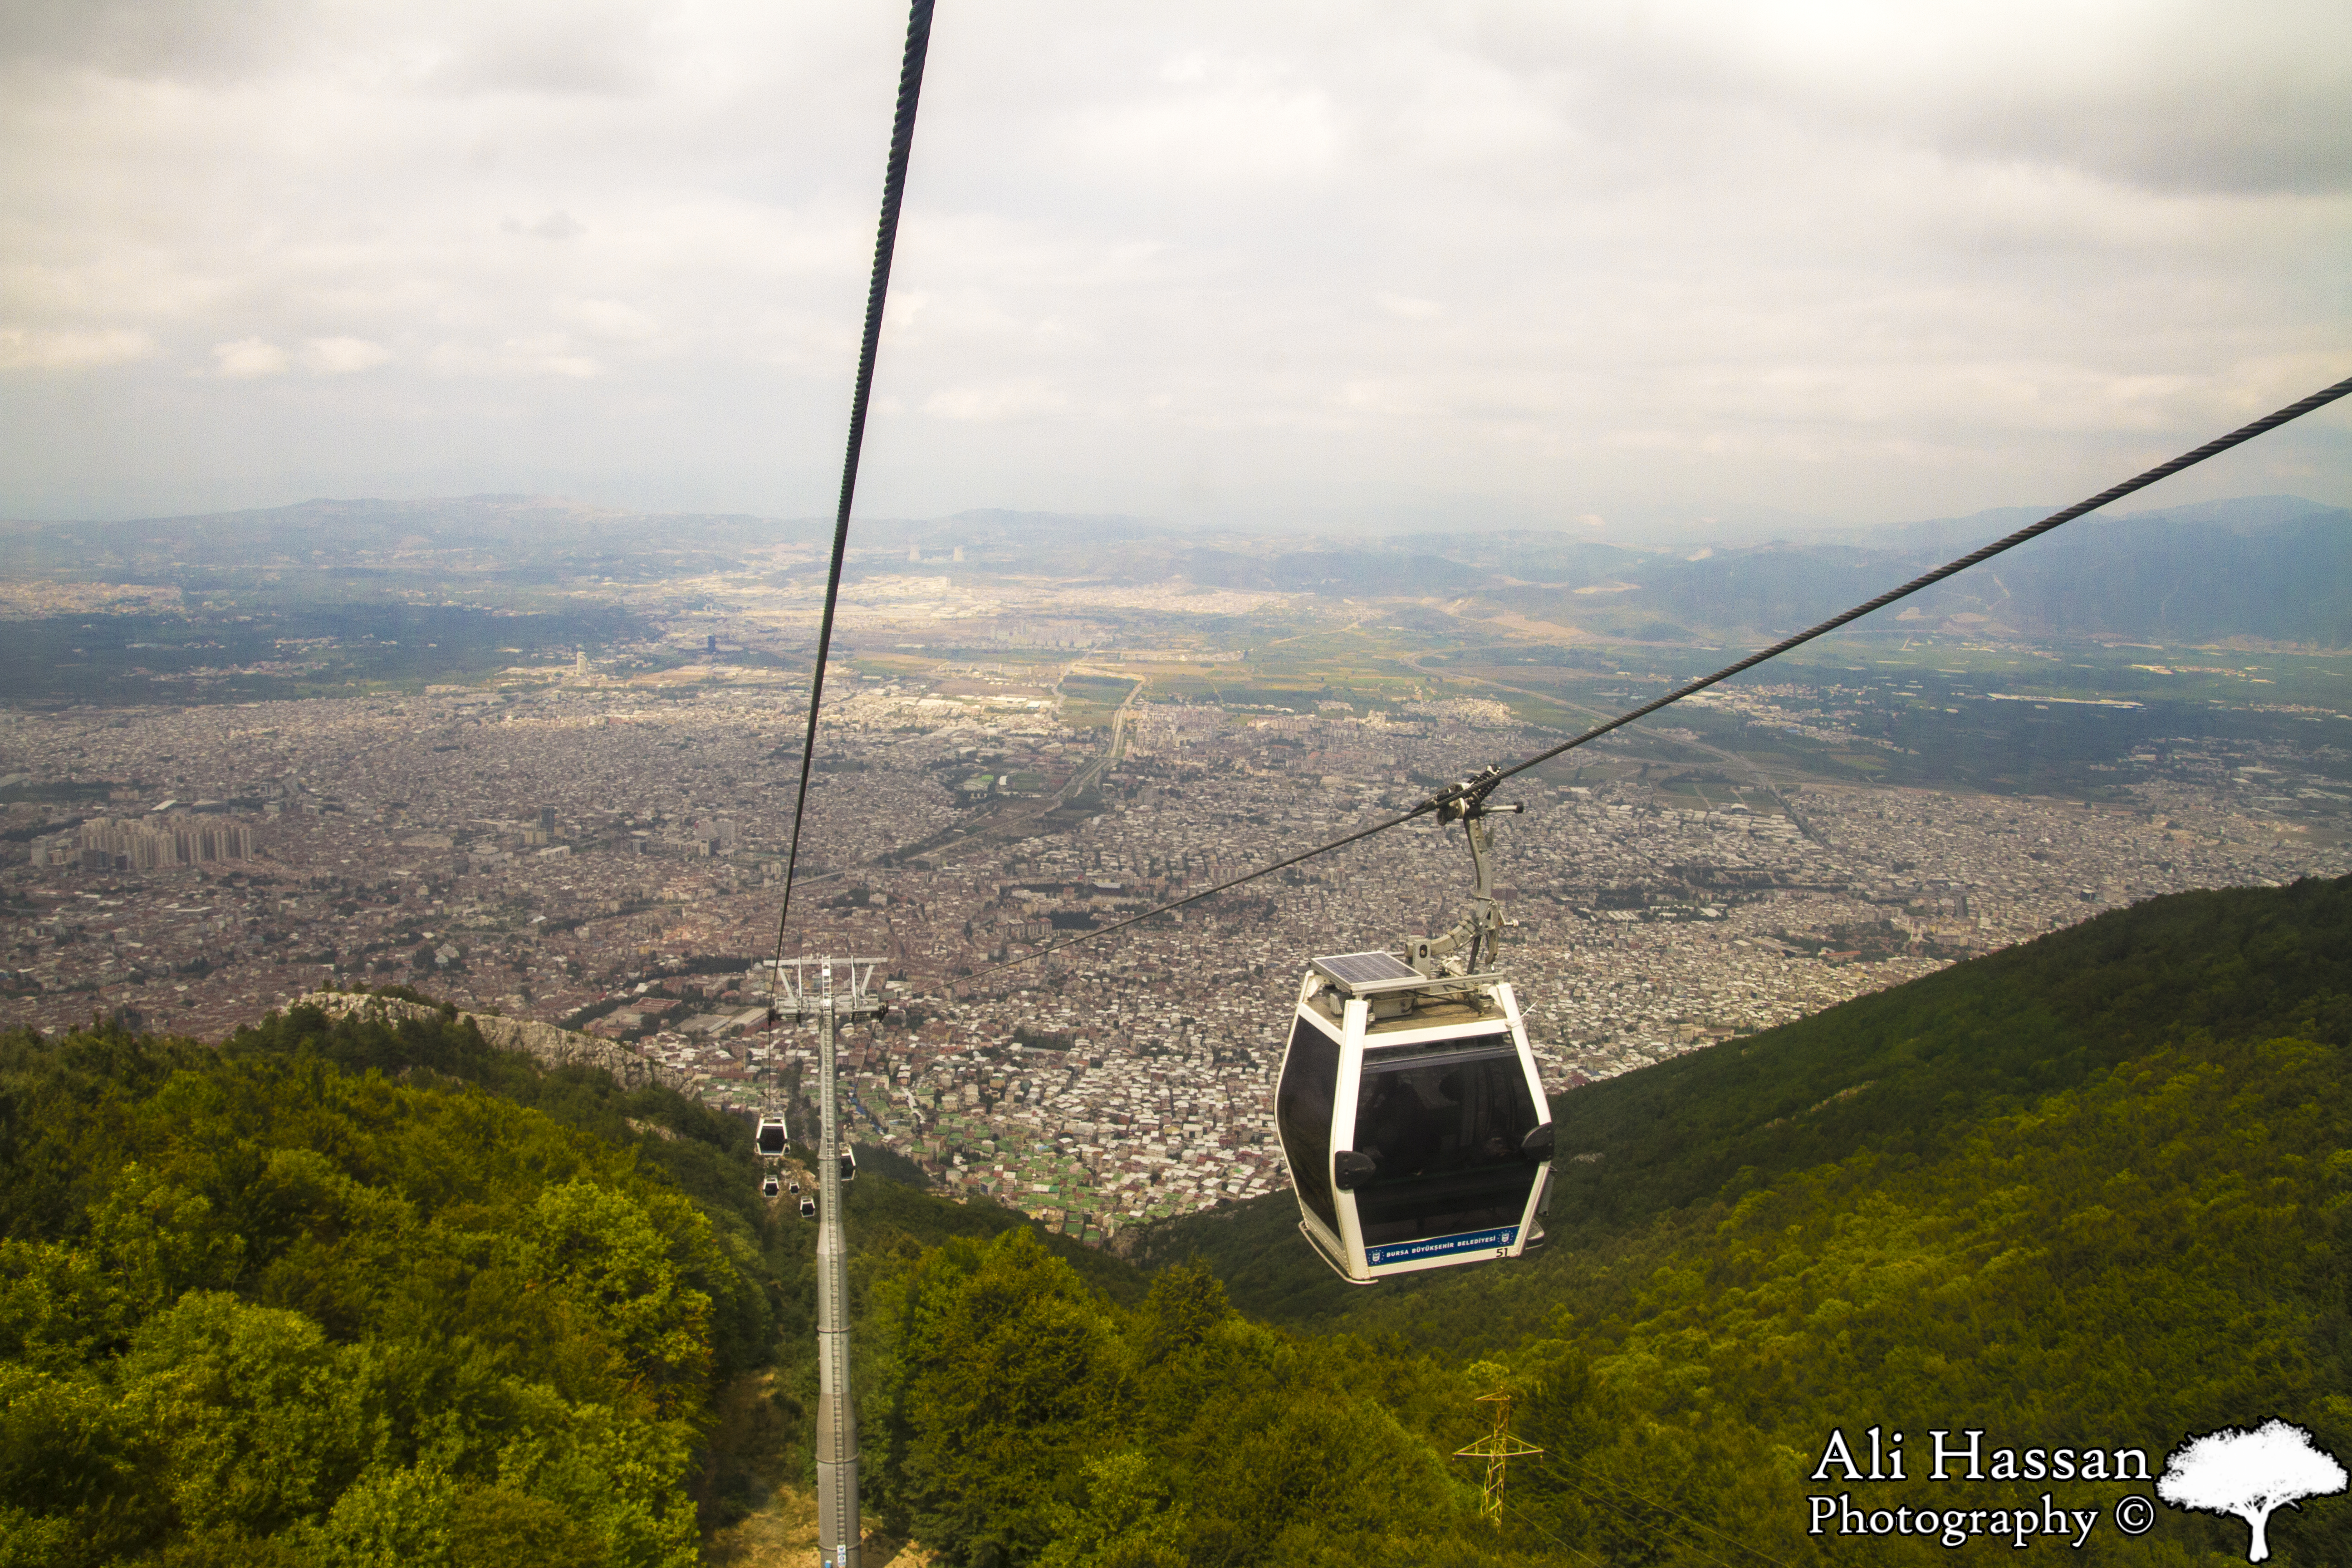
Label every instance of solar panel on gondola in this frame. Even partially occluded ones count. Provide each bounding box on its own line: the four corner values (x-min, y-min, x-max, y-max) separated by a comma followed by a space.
1311, 951, 1421, 990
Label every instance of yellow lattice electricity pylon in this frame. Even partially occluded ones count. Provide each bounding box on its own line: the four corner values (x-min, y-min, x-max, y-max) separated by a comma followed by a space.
1455, 1390, 1543, 1524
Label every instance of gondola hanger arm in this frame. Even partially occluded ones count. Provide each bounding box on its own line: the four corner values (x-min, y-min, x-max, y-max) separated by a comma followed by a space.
1406, 768, 1525, 978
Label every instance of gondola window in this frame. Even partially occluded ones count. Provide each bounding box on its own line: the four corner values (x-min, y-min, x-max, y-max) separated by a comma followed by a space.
1350, 1036, 1541, 1246
1277, 1015, 1342, 1231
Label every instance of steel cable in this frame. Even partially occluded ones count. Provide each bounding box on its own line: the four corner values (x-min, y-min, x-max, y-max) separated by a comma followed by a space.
1485, 373, 2352, 793
771, 0, 936, 978
972, 372, 2352, 982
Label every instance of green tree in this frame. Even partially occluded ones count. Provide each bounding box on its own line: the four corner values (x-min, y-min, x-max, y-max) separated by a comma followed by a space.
893, 1230, 1129, 1562
0, 1361, 167, 1568
522, 1179, 715, 1414
1037, 1452, 1187, 1568
313, 1461, 460, 1568
117, 1291, 378, 1539
450, 1485, 613, 1568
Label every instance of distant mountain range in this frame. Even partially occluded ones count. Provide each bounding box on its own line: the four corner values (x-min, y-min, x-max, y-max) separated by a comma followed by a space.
5, 491, 2344, 646
1451, 494, 2352, 646
0, 494, 830, 579
930, 493, 2352, 646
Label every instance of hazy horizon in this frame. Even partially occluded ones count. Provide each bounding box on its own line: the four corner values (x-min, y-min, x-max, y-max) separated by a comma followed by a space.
9, 486, 2346, 563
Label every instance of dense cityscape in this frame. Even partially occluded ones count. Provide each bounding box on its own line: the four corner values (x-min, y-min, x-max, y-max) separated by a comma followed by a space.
7, 648, 2347, 1250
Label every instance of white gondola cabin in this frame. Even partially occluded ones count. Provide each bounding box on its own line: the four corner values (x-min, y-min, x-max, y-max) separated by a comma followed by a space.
755, 1113, 789, 1158
838, 1149, 858, 1184
762, 1172, 781, 1198
1275, 950, 1554, 1283
799, 1195, 817, 1220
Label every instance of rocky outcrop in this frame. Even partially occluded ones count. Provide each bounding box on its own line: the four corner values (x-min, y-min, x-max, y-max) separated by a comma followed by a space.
293, 990, 697, 1094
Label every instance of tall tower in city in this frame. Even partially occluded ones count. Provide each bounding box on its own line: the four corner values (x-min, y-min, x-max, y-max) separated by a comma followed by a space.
908, 540, 921, 563
574, 650, 588, 678
952, 545, 964, 563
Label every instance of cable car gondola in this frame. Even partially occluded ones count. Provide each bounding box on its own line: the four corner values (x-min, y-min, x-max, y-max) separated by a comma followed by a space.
762, 1171, 780, 1198
1275, 770, 1554, 1283
755, 1112, 788, 1157
799, 1195, 817, 1220
839, 1148, 857, 1184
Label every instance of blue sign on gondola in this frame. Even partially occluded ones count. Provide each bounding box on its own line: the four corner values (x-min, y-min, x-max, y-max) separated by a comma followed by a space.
1367, 1225, 1519, 1268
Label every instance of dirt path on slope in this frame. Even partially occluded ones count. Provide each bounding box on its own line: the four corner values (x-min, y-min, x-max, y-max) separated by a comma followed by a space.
702, 1485, 931, 1568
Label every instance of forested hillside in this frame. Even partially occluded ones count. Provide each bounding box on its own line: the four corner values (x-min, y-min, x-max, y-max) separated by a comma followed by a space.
0, 1002, 790, 1566
8, 877, 2351, 1563
1129, 877, 2352, 1562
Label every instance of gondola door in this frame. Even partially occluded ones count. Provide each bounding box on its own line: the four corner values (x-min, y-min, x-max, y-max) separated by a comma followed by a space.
1275, 988, 1352, 1274
1343, 987, 1551, 1279
1276, 954, 1555, 1283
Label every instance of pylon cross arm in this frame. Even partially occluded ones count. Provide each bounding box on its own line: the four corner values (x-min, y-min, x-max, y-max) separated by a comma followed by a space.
769, 998, 884, 1018
1455, 1437, 1544, 1460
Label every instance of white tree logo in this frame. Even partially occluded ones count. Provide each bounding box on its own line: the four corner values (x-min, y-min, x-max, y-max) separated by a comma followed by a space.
2157, 1420, 2347, 1562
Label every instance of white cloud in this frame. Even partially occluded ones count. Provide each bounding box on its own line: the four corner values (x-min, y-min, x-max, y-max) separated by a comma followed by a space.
923, 380, 1069, 422
1070, 53, 1346, 185
0, 326, 156, 369
0, 0, 2343, 525
560, 299, 658, 343
505, 210, 585, 239
300, 336, 392, 373
212, 337, 290, 378
426, 336, 601, 378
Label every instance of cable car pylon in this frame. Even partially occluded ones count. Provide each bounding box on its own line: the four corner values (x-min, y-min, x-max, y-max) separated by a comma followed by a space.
767, 956, 887, 1567
1455, 1390, 1542, 1526
754, 0, 933, 1557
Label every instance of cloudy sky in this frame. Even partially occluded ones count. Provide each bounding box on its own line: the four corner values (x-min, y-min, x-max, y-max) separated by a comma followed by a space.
2, 0, 2346, 536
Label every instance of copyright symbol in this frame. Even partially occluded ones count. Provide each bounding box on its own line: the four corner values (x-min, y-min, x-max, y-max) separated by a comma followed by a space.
2114, 1495, 2156, 1535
